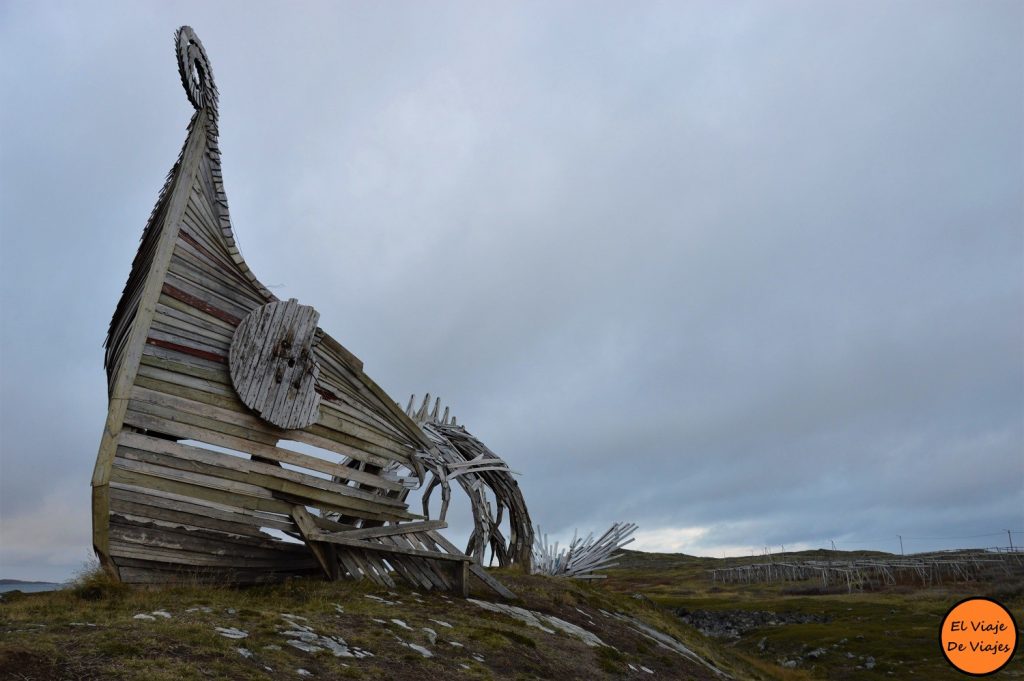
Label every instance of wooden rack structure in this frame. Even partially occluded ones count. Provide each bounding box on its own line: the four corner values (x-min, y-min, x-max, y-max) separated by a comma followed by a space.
90, 26, 520, 598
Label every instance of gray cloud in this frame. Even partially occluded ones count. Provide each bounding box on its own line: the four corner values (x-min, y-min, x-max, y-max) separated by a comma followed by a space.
1, 1, 1021, 581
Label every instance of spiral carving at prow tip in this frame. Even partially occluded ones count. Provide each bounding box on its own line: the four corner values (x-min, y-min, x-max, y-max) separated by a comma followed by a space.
176, 26, 217, 112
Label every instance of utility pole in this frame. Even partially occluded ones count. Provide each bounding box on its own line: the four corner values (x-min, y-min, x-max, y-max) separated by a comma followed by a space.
899, 535, 904, 556
1007, 530, 1015, 552
831, 539, 837, 552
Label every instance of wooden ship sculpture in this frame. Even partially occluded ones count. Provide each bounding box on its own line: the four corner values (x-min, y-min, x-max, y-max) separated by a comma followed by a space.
91, 26, 532, 598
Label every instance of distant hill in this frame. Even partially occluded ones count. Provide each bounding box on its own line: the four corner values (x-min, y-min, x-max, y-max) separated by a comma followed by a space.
0, 579, 61, 586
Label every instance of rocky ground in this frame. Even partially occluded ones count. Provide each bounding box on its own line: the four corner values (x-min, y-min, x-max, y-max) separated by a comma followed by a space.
4, 550, 1022, 680
0, 566, 758, 681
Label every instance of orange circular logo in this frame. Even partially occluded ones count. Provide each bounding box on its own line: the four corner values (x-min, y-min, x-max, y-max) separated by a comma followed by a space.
941, 597, 1018, 675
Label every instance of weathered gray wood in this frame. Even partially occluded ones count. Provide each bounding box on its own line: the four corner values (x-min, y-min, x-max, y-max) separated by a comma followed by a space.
290, 505, 337, 580
427, 530, 517, 599
109, 483, 296, 532
124, 392, 403, 490
116, 435, 407, 513
330, 520, 447, 540
229, 299, 322, 429
93, 106, 215, 571
453, 559, 470, 598
94, 27, 521, 599
308, 529, 468, 562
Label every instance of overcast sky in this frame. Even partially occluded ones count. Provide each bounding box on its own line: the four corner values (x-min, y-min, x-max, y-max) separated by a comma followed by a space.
1, 1, 1022, 582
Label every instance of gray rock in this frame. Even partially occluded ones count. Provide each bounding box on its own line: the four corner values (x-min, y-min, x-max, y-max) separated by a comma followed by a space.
287, 640, 323, 654
215, 627, 249, 639
468, 598, 605, 647
404, 643, 432, 658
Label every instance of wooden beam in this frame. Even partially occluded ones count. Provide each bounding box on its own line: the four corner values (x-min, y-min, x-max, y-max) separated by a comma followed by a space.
328, 520, 447, 541
308, 530, 468, 563
290, 505, 337, 581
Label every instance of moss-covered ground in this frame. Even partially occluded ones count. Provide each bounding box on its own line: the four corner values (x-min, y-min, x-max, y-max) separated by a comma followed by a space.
0, 564, 766, 680
603, 549, 1024, 680
3, 550, 1021, 680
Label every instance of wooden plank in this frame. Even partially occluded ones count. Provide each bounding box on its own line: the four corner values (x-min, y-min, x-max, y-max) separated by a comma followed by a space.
149, 317, 231, 352
93, 108, 214, 568
109, 543, 314, 569
121, 408, 405, 495
381, 536, 448, 590
290, 505, 337, 580
120, 428, 403, 501
115, 444, 411, 520
308, 530, 466, 562
168, 248, 264, 311
330, 520, 447, 541
110, 513, 289, 552
125, 390, 402, 487
158, 291, 237, 333
137, 361, 235, 397
110, 498, 266, 538
110, 482, 295, 529
162, 281, 243, 326
127, 399, 279, 446
387, 551, 435, 591
453, 559, 470, 598
146, 336, 226, 365
110, 521, 302, 559
336, 549, 364, 581
426, 530, 517, 599
317, 405, 419, 458
155, 298, 235, 341
361, 551, 398, 588
109, 465, 295, 516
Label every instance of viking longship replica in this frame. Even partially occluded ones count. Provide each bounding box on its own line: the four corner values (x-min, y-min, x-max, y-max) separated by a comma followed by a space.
91, 27, 532, 597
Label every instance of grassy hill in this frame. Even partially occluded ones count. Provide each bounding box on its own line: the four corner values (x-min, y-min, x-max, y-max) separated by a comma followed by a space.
603, 549, 1024, 680
2, 550, 1021, 680
0, 564, 757, 681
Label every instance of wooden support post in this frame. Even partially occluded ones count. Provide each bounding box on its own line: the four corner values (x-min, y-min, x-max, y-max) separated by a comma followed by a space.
454, 559, 470, 598
291, 505, 337, 581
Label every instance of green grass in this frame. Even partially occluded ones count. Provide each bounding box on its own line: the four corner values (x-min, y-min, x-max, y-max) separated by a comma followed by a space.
6, 551, 1017, 680
0, 563, 761, 681
604, 550, 1024, 680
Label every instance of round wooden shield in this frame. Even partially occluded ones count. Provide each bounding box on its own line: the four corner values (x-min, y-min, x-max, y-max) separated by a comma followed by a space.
229, 298, 322, 429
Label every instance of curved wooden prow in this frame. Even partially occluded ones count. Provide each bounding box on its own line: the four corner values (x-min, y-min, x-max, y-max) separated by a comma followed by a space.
91, 27, 510, 596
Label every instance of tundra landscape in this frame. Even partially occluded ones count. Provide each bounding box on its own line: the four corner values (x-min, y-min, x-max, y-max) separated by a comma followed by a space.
2, 547, 1021, 680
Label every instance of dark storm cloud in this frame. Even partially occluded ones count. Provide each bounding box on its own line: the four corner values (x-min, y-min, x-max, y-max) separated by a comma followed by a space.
1, 1, 1021, 581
